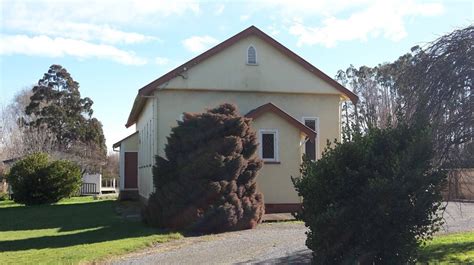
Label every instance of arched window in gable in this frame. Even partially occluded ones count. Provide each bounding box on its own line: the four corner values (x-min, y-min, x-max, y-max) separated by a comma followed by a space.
247, 46, 257, 65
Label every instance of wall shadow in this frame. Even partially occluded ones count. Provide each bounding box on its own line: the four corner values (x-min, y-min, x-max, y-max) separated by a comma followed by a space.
237, 249, 313, 264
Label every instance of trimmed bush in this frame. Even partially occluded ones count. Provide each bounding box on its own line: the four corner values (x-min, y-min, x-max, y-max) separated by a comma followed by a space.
7, 153, 82, 205
293, 124, 446, 264
143, 103, 264, 233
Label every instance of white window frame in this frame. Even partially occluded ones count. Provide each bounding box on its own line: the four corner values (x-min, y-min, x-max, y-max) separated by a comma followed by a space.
302, 117, 320, 160
259, 129, 279, 162
246, 45, 258, 65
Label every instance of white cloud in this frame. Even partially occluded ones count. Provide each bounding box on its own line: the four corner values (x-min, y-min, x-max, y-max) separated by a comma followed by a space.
4, 20, 158, 45
0, 0, 200, 64
215, 4, 225, 15
267, 25, 280, 37
287, 0, 443, 47
256, 0, 373, 17
240, 14, 250, 21
0, 35, 147, 65
182, 35, 219, 53
131, 0, 201, 17
2, 0, 201, 26
154, 56, 170, 65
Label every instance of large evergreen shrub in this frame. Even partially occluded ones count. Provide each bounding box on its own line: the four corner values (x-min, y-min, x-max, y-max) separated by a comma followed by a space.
293, 124, 446, 264
8, 153, 82, 205
143, 103, 264, 233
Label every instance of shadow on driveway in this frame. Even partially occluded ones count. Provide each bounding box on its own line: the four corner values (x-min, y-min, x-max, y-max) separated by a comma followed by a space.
238, 249, 312, 264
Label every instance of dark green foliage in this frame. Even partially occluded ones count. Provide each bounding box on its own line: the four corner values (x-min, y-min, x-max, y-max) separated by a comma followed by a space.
293, 124, 446, 264
143, 103, 264, 233
0, 192, 8, 201
7, 153, 82, 205
25, 64, 106, 159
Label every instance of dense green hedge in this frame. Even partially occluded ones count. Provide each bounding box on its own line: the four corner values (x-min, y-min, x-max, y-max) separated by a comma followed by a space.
7, 153, 82, 205
293, 124, 446, 264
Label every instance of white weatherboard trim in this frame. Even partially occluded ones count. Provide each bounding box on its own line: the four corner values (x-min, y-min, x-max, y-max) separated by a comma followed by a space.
258, 128, 279, 162
302, 117, 320, 160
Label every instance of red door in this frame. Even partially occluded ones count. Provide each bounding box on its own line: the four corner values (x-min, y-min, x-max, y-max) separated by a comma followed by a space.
124, 152, 138, 189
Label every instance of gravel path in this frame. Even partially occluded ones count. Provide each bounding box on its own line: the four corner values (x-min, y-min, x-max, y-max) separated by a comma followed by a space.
111, 202, 474, 265
440, 201, 474, 233
111, 222, 310, 265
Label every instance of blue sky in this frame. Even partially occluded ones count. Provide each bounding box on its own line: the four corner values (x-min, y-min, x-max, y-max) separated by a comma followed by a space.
1, 0, 472, 151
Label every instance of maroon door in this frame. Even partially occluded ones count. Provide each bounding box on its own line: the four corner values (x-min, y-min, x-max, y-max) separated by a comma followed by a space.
124, 152, 138, 189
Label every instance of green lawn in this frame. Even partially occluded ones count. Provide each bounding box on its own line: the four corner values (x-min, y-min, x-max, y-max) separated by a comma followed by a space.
2, 197, 472, 265
418, 231, 474, 264
0, 197, 182, 265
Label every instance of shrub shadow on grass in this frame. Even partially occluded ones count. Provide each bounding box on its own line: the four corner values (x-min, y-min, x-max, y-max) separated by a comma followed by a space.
0, 224, 168, 252
418, 241, 474, 264
0, 199, 175, 252
0, 200, 116, 232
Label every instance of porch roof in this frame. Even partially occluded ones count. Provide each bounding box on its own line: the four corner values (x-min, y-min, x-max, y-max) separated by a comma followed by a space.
245, 102, 317, 139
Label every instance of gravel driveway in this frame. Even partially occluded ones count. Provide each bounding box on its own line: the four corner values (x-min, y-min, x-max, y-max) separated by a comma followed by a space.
111, 202, 474, 265
440, 201, 474, 233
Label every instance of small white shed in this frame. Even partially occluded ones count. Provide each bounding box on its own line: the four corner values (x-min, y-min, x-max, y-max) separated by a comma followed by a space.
81, 173, 118, 195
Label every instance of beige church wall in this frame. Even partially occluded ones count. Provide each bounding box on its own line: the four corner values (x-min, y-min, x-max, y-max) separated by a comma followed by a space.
155, 89, 341, 157
251, 111, 304, 204
165, 35, 342, 96
147, 89, 341, 201
131, 31, 352, 199
136, 98, 156, 198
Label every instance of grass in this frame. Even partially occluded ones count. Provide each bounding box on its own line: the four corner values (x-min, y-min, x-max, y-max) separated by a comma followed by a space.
418, 231, 474, 264
0, 196, 182, 265
2, 197, 471, 265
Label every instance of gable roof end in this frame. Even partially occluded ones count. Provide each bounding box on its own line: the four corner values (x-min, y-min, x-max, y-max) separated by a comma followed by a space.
246, 102, 317, 139
125, 25, 358, 128
112, 131, 138, 149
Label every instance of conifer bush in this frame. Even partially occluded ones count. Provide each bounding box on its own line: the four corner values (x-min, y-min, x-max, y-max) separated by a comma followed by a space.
7, 153, 82, 205
143, 103, 264, 233
293, 123, 446, 264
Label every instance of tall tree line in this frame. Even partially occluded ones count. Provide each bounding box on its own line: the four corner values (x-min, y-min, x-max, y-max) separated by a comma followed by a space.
337, 25, 473, 168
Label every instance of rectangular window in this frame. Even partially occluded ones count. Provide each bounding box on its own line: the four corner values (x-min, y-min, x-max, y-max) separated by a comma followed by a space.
303, 118, 318, 160
260, 129, 278, 162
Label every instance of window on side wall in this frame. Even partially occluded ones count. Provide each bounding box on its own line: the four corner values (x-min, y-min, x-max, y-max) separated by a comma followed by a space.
138, 131, 142, 167
146, 123, 149, 166
259, 129, 278, 162
303, 118, 318, 160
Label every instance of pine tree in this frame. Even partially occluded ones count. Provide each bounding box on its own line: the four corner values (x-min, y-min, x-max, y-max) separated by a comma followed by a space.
24, 65, 106, 170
